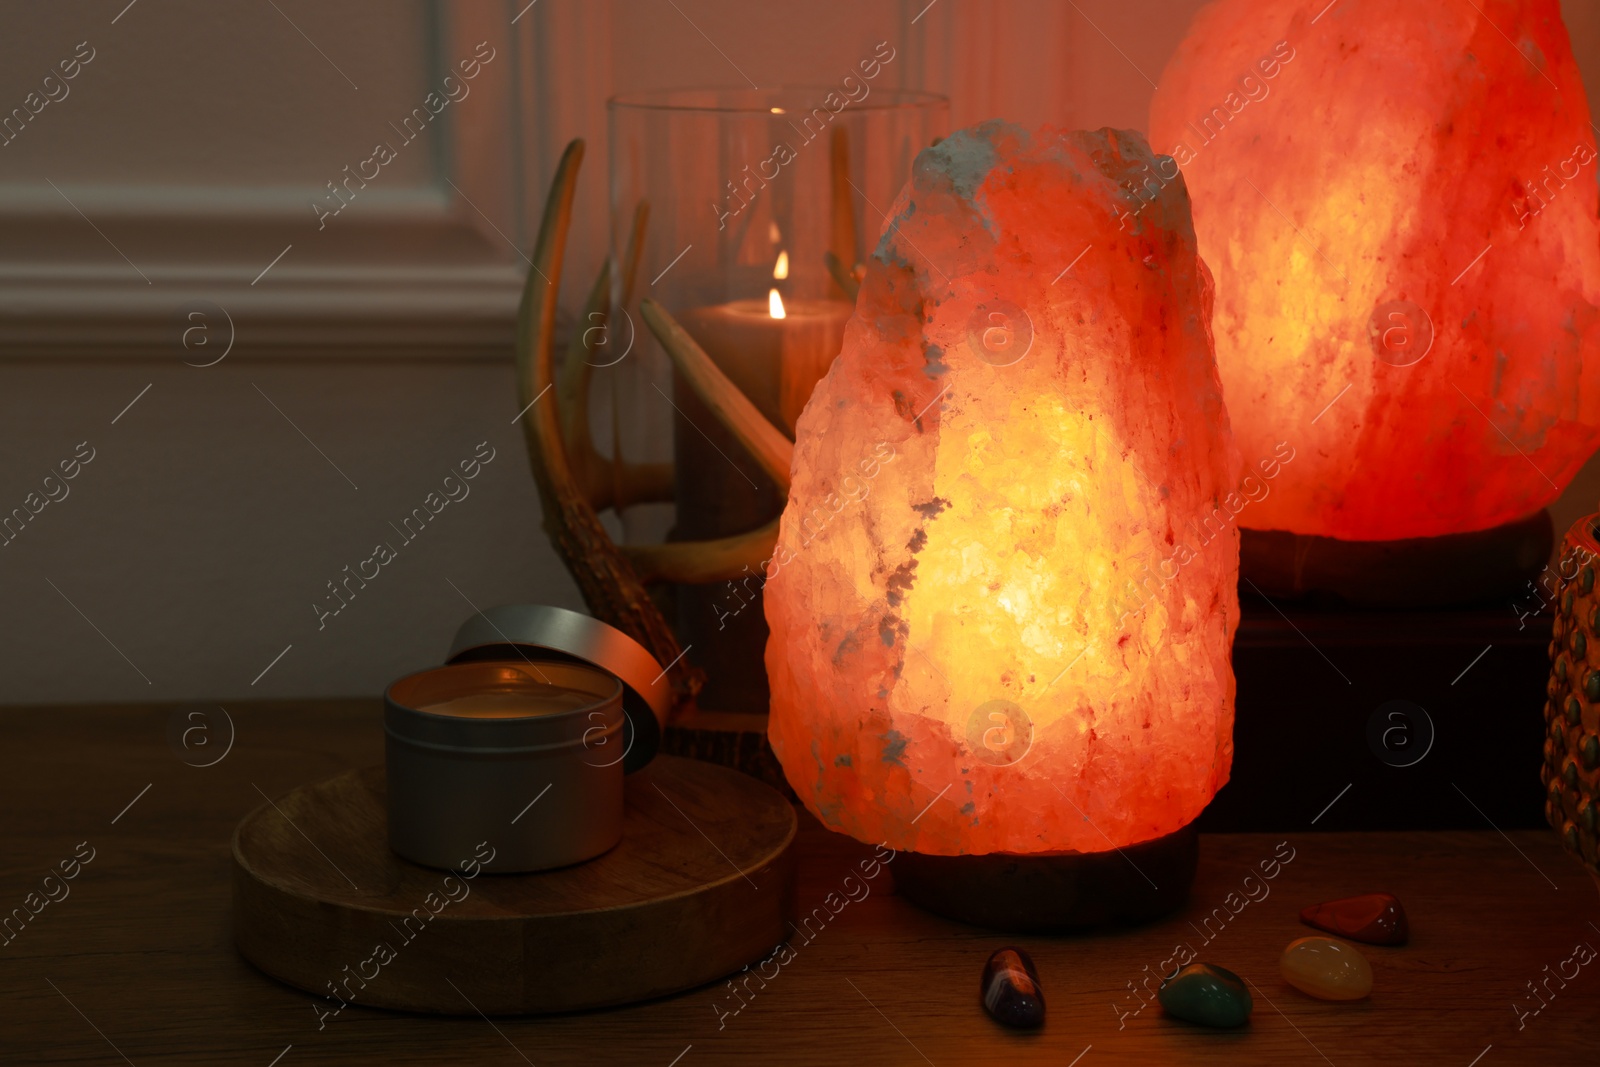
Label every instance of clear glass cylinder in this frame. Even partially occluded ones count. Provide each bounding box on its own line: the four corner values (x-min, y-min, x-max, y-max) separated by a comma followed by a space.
605, 86, 948, 713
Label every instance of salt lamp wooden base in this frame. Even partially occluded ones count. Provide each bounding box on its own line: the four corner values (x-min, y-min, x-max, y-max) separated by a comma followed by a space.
232, 756, 796, 1014
890, 824, 1198, 933
1240, 509, 1552, 608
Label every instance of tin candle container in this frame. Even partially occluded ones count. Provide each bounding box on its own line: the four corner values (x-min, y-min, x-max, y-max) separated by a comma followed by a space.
385, 659, 624, 873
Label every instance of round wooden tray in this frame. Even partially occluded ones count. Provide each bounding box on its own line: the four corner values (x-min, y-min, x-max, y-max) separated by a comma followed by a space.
232, 755, 797, 1015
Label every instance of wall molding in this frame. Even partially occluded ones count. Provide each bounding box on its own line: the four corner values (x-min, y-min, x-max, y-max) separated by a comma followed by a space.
0, 192, 525, 360
0, 0, 617, 362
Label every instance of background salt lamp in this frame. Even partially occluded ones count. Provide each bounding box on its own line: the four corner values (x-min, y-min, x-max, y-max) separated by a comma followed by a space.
1150, 0, 1600, 598
764, 122, 1240, 929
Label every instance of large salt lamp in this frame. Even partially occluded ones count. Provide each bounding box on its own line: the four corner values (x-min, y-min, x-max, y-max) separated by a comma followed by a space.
1150, 0, 1600, 554
764, 122, 1240, 928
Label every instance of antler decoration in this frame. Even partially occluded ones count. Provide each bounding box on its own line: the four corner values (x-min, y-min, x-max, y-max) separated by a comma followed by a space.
518, 138, 853, 711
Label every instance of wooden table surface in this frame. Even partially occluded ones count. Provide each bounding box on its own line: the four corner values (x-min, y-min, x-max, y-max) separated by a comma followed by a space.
3, 700, 1597, 1066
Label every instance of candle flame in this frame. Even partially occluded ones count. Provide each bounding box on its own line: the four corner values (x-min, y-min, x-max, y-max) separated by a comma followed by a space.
773, 250, 789, 280
769, 288, 787, 319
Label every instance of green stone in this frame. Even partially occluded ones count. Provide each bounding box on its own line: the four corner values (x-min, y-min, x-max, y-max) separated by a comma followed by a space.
1583, 567, 1595, 594
1580, 799, 1599, 835
1564, 590, 1576, 615
1586, 672, 1600, 702
1158, 963, 1252, 1028
1564, 758, 1581, 790
1557, 657, 1569, 683
1576, 631, 1589, 659
1568, 697, 1584, 726
1582, 734, 1600, 771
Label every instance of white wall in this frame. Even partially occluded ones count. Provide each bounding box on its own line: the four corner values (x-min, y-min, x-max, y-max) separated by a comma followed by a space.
1, 0, 1597, 704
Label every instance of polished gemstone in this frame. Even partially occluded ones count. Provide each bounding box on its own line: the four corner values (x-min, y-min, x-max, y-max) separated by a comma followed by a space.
1157, 962, 1252, 1028
981, 947, 1045, 1028
1280, 937, 1373, 1001
1298, 892, 1408, 946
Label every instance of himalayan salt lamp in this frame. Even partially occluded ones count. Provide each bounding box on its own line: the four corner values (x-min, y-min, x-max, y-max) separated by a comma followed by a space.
1150, 0, 1600, 543
764, 122, 1239, 919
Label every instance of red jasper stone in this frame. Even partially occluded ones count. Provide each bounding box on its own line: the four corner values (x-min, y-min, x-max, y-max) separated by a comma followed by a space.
1299, 893, 1408, 946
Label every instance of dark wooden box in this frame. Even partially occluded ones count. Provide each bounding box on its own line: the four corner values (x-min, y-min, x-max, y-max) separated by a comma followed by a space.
1200, 599, 1551, 833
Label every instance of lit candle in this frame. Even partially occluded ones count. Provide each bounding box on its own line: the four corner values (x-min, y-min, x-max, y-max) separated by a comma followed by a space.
678, 258, 851, 434
671, 252, 852, 712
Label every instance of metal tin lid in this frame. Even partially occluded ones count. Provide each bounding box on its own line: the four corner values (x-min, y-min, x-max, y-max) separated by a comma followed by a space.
446, 605, 670, 773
